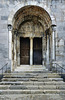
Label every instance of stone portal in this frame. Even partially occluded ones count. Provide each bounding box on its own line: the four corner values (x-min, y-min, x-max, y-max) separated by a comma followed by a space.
7, 5, 56, 71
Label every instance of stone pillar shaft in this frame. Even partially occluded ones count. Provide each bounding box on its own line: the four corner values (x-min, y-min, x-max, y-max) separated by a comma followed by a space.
46, 35, 49, 63
17, 36, 20, 66
52, 31, 55, 60
14, 34, 16, 61
42, 35, 46, 66
30, 38, 33, 65
8, 25, 12, 71
9, 30, 12, 60
52, 25, 56, 61
14, 34, 17, 68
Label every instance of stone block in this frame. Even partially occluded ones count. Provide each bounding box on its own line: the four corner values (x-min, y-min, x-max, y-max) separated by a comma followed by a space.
59, 39, 64, 46
0, 4, 3, 8
0, 24, 7, 29
1, 16, 8, 20
2, 24, 7, 29
63, 27, 65, 31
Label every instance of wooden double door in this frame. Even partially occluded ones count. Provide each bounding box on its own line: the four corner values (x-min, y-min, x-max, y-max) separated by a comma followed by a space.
20, 37, 42, 65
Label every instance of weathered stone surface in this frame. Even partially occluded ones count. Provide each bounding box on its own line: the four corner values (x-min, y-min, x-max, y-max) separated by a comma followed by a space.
0, 0, 65, 71
0, 70, 65, 99
1, 16, 8, 20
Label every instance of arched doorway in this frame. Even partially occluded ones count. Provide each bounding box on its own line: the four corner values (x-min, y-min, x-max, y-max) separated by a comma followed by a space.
8, 5, 56, 71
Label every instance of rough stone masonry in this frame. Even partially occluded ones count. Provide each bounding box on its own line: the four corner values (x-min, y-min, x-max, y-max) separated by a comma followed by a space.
0, 0, 65, 70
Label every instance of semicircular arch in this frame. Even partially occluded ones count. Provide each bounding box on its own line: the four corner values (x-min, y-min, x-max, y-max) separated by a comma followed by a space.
8, 1, 56, 28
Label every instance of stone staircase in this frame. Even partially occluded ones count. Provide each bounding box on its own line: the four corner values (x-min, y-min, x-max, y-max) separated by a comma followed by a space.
0, 66, 65, 100
15, 65, 47, 71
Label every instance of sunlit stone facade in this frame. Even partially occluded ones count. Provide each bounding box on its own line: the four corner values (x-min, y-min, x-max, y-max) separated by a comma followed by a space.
0, 0, 65, 70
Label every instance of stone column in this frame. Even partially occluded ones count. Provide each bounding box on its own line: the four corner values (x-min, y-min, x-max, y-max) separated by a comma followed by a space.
17, 36, 20, 66
30, 37, 33, 65
8, 25, 12, 71
46, 35, 50, 64
56, 32, 58, 47
42, 35, 46, 66
52, 26, 56, 60
14, 33, 17, 68
55, 32, 58, 60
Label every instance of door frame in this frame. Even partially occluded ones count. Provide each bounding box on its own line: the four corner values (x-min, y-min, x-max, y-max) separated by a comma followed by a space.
19, 37, 43, 66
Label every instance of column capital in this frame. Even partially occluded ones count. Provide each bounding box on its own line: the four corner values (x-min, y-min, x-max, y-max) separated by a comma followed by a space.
8, 24, 12, 31
29, 37, 33, 39
51, 25, 56, 32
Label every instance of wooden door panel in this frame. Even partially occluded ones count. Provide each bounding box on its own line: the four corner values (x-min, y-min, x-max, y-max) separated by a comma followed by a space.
20, 38, 30, 65
33, 38, 42, 65
20, 50, 29, 57
20, 57, 30, 64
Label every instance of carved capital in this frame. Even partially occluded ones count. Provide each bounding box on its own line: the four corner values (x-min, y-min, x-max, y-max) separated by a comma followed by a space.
52, 25, 56, 32
29, 37, 33, 39
8, 24, 12, 31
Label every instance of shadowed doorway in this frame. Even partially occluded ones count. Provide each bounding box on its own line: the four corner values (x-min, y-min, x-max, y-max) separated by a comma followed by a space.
33, 38, 42, 65
20, 37, 30, 65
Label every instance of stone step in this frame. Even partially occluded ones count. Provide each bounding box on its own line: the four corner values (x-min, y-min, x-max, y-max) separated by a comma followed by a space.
14, 69, 49, 72
0, 89, 65, 94
15, 68, 47, 72
14, 66, 48, 72
15, 68, 45, 70
16, 67, 45, 69
16, 65, 44, 68
15, 66, 47, 71
0, 81, 65, 85
0, 67, 65, 100
3, 71, 56, 76
0, 85, 65, 90
3, 73, 61, 78
2, 72, 51, 77
1, 77, 63, 82
0, 94, 64, 100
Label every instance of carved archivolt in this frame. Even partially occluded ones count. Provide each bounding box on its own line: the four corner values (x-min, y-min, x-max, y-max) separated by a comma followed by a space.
13, 6, 52, 32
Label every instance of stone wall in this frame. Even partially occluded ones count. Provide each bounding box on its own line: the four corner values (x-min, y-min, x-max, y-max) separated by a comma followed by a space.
0, 0, 65, 69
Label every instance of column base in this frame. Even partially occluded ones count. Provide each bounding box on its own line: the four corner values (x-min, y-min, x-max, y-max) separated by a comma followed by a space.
46, 62, 50, 70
